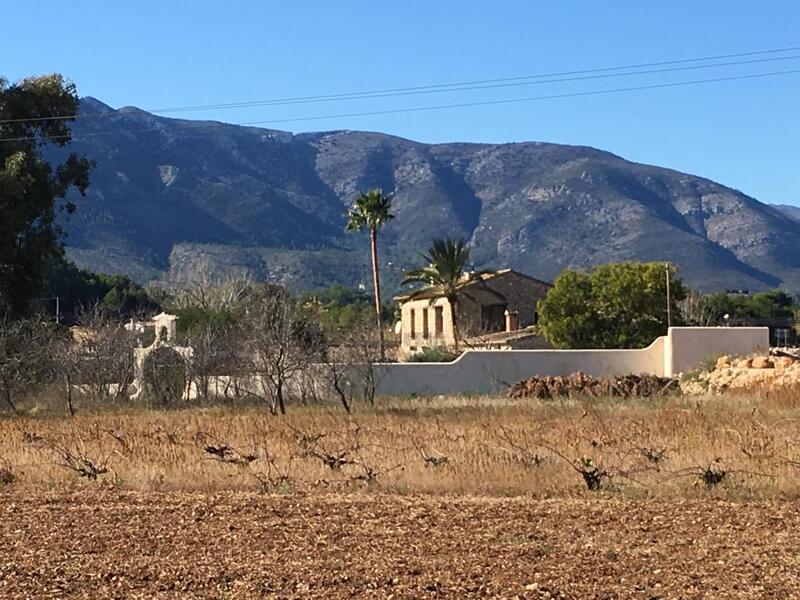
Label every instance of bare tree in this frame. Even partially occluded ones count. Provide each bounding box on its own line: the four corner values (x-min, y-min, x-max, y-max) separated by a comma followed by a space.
51, 334, 81, 416
185, 323, 238, 402
68, 307, 137, 404
241, 286, 324, 415
166, 273, 254, 312
324, 321, 382, 411
680, 289, 715, 326
0, 317, 55, 413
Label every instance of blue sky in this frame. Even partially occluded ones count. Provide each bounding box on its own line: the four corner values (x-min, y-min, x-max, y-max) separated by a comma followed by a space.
3, 1, 799, 205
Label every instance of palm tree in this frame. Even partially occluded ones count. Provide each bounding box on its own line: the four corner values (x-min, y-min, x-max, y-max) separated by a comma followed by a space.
346, 189, 394, 360
402, 238, 475, 352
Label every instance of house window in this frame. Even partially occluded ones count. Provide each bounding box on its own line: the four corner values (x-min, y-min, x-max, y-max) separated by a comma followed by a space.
434, 306, 444, 337
410, 309, 416, 338
422, 307, 429, 338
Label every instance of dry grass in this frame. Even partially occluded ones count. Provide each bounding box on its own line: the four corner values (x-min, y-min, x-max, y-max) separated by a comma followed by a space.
3, 389, 800, 498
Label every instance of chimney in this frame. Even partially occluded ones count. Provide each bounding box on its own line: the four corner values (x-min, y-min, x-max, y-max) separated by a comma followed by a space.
504, 309, 519, 332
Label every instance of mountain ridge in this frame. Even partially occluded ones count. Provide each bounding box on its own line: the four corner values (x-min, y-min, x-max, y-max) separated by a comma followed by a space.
58, 97, 800, 293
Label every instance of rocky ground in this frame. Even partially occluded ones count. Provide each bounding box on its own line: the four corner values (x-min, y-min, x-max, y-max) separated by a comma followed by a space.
681, 351, 800, 394
1, 491, 799, 599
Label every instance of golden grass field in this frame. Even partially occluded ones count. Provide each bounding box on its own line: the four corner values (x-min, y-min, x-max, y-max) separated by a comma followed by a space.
3, 392, 800, 598
2, 390, 800, 497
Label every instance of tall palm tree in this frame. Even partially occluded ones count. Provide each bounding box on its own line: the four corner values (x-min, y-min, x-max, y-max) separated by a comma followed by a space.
402, 238, 474, 352
346, 189, 394, 360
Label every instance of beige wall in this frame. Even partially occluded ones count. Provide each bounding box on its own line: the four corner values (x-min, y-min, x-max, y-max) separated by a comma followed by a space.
376, 335, 667, 396
196, 327, 770, 399
665, 326, 769, 377
400, 297, 455, 351
375, 326, 768, 396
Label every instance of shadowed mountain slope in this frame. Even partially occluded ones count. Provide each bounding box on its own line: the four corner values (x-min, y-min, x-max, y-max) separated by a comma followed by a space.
59, 98, 800, 292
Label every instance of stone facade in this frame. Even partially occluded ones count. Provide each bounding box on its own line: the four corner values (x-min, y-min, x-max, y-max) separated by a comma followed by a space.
396, 269, 551, 354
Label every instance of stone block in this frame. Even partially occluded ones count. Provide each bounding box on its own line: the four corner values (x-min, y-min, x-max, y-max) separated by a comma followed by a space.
751, 356, 774, 369
715, 355, 731, 370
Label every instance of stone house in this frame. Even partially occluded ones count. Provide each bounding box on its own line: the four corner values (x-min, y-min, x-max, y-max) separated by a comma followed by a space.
395, 269, 552, 354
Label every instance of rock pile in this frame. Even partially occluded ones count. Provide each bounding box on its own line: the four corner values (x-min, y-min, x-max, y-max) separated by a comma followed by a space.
681, 352, 800, 394
508, 372, 680, 400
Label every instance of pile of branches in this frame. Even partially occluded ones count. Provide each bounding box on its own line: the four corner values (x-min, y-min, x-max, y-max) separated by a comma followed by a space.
508, 372, 679, 400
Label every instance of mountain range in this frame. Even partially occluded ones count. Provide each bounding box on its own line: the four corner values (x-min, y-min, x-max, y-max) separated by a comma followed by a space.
58, 97, 800, 293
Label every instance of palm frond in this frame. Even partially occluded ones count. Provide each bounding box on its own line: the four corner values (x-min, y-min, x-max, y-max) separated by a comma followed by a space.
401, 238, 473, 298
401, 267, 444, 287
345, 189, 394, 232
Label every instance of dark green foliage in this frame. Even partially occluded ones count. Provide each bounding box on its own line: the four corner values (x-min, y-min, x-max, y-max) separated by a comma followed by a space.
407, 346, 459, 363
402, 239, 473, 293
172, 306, 236, 339
299, 285, 393, 333
0, 74, 92, 317
43, 259, 159, 323
699, 289, 796, 324
538, 262, 688, 349
345, 190, 394, 233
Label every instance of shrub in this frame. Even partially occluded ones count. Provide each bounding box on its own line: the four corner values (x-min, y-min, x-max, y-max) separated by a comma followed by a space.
407, 346, 459, 363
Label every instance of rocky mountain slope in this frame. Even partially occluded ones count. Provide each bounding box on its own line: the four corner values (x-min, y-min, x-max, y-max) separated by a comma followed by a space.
773, 204, 800, 224
59, 97, 800, 292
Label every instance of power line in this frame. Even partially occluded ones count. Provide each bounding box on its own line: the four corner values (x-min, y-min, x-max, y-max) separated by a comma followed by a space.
155, 54, 800, 109
2, 44, 800, 125
2, 68, 798, 144
236, 68, 800, 126
147, 44, 800, 113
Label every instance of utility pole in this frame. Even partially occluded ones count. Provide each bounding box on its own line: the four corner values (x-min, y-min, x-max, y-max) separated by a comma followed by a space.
665, 263, 672, 329
39, 296, 60, 324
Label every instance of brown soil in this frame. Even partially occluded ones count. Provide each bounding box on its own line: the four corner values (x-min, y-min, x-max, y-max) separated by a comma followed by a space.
1, 491, 798, 599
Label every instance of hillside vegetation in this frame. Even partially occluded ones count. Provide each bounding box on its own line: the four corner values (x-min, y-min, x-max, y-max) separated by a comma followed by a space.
60, 98, 800, 292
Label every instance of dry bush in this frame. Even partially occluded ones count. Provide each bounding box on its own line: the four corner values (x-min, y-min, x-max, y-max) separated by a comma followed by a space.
239, 286, 325, 415
1, 393, 800, 498
184, 324, 239, 403
324, 322, 382, 413
58, 308, 138, 407
0, 317, 57, 413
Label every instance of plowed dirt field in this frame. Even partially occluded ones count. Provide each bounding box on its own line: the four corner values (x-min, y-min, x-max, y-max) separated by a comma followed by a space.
1, 491, 798, 599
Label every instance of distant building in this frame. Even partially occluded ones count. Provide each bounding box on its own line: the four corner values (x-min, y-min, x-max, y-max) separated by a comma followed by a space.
395, 269, 552, 354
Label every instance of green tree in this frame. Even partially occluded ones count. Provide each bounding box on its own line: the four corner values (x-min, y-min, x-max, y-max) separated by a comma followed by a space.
698, 289, 796, 324
402, 238, 475, 352
0, 74, 91, 317
42, 259, 159, 323
538, 262, 687, 349
299, 285, 393, 333
696, 291, 740, 325
742, 290, 795, 319
346, 189, 394, 360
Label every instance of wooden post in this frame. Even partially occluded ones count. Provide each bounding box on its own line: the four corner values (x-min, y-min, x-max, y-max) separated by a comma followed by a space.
665, 262, 672, 329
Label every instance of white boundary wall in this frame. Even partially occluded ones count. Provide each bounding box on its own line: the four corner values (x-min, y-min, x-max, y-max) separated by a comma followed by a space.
371, 327, 768, 396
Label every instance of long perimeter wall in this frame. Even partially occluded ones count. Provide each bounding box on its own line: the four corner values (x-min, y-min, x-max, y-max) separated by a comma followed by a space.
372, 327, 768, 396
